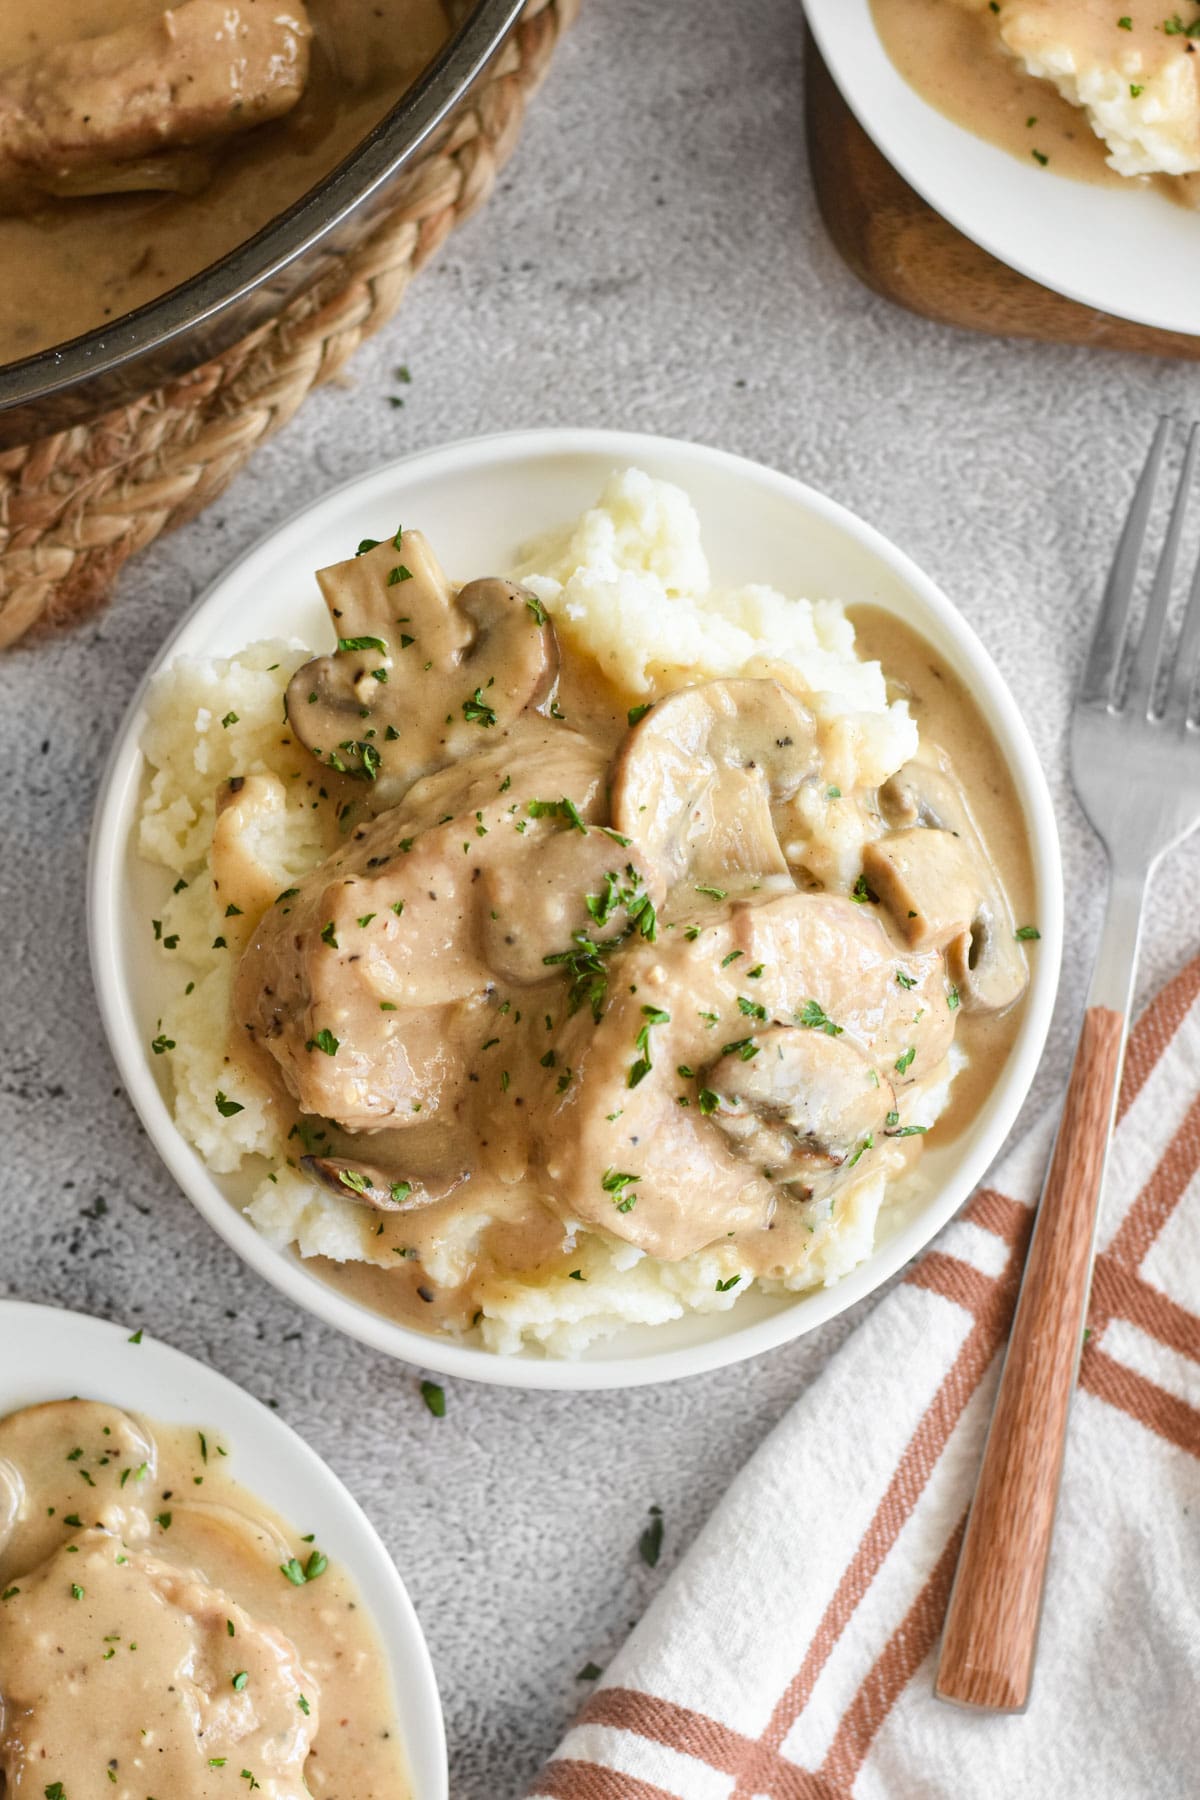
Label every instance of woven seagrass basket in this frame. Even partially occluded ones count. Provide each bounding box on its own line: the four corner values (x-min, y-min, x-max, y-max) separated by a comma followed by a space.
0, 0, 576, 649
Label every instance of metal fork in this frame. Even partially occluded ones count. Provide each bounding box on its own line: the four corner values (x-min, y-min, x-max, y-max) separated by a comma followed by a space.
934, 417, 1200, 1713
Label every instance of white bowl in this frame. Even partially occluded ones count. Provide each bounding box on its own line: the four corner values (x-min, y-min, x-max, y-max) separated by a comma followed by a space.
0, 1299, 447, 1799
803, 0, 1200, 337
89, 428, 1062, 1390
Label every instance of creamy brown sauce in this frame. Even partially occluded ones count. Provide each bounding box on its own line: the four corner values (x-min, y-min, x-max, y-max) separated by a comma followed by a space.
0, 1398, 409, 1799
871, 0, 1200, 205
0, 0, 449, 366
194, 527, 1038, 1339
849, 605, 1035, 1142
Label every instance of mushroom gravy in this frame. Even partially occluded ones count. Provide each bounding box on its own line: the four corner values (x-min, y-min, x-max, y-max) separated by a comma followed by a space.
870, 0, 1200, 205
203, 527, 1036, 1339
0, 1398, 409, 1799
0, 0, 449, 366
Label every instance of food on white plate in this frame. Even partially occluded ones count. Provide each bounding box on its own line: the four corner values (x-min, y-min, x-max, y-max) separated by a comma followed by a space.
136, 469, 1035, 1357
0, 1398, 408, 1797
873, 0, 1200, 202
0, 0, 450, 364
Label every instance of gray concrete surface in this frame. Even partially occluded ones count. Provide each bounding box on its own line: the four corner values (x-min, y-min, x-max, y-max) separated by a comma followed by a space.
2, 3, 1198, 1793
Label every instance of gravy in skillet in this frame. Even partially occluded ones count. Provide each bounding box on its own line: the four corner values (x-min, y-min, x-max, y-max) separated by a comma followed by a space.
0, 0, 449, 365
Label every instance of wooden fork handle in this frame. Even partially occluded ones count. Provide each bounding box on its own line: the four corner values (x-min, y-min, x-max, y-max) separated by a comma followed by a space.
935, 1004, 1126, 1712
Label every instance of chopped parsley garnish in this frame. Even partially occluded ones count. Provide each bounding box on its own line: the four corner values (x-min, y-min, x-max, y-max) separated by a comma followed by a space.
221, 712, 239, 729
150, 1034, 175, 1055
279, 1549, 328, 1587
320, 920, 338, 948
528, 796, 588, 833
721, 950, 744, 968
602, 1168, 641, 1211
695, 884, 726, 901
387, 565, 413, 586
337, 635, 387, 653
846, 1134, 873, 1169
895, 1046, 916, 1075
797, 999, 842, 1037
420, 1380, 446, 1417
850, 874, 878, 905
462, 689, 498, 727
947, 986, 961, 1012
70, 1583, 84, 1600
639, 1507, 664, 1567
525, 594, 548, 626
721, 1037, 759, 1062
895, 970, 917, 990
627, 703, 652, 726
715, 1274, 741, 1292
306, 1029, 340, 1057
355, 537, 380, 556
1015, 925, 1041, 941
737, 995, 767, 1020
214, 1092, 244, 1118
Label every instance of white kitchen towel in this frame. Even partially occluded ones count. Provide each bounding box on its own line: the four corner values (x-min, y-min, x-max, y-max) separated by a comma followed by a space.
529, 957, 1200, 1800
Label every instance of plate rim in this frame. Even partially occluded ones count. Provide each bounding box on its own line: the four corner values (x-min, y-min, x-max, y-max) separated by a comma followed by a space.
802, 0, 1200, 338
0, 1297, 448, 1800
88, 425, 1064, 1390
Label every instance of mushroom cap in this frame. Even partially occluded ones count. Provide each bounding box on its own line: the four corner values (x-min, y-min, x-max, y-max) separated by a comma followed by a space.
610, 678, 818, 887
539, 890, 954, 1261
874, 756, 1029, 1015
285, 530, 559, 809
300, 1156, 455, 1214
706, 1024, 892, 1185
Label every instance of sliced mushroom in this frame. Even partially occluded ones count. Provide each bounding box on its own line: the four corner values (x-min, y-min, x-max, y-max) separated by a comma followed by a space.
300, 1156, 452, 1214
872, 756, 1029, 1015
610, 679, 819, 887
539, 890, 954, 1261
861, 826, 984, 955
285, 530, 558, 809
705, 1025, 892, 1187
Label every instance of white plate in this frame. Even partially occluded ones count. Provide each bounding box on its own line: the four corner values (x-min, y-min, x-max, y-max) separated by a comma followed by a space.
90, 428, 1063, 1390
0, 1300, 447, 1800
804, 0, 1200, 336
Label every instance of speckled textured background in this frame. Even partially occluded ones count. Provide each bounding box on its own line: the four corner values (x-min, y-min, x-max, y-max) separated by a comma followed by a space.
3, 4, 1199, 1793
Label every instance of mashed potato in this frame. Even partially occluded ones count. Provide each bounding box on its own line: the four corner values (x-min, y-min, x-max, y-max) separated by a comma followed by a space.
138, 471, 955, 1358
992, 1, 1200, 178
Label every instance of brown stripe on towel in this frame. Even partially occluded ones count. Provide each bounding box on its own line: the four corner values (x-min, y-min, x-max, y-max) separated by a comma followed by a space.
1117, 954, 1200, 1123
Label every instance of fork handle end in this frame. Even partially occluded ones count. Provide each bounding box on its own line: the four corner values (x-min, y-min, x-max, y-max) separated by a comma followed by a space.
934, 1004, 1126, 1713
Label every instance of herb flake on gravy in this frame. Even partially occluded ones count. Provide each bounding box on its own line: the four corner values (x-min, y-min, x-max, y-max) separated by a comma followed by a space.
0, 1399, 408, 1798
135, 470, 1035, 1358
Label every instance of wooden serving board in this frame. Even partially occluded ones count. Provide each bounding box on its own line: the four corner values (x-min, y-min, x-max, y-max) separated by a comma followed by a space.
805, 41, 1200, 362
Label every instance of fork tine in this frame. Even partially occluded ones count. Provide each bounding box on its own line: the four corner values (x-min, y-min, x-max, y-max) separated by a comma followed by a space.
1165, 528, 1200, 728
1079, 416, 1171, 710
1125, 420, 1200, 718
